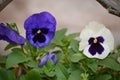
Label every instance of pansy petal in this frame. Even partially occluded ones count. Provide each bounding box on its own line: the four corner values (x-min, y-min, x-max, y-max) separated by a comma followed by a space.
97, 43, 104, 54
98, 27, 114, 50
88, 44, 97, 56
80, 28, 94, 41
40, 28, 49, 34
48, 53, 57, 64
37, 34, 46, 43
97, 36, 104, 43
83, 45, 94, 58
24, 12, 56, 31
31, 35, 50, 47
96, 44, 110, 59
47, 31, 55, 40
38, 53, 57, 67
80, 21, 105, 42
88, 37, 94, 44
6, 30, 25, 45
38, 54, 49, 67
84, 44, 110, 59
39, 35, 51, 47
86, 21, 105, 32
79, 29, 93, 51
79, 41, 88, 51
0, 23, 25, 45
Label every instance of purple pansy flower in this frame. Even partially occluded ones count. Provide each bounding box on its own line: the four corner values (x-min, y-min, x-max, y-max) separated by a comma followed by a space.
0, 23, 25, 45
79, 21, 114, 59
24, 11, 56, 47
38, 53, 57, 67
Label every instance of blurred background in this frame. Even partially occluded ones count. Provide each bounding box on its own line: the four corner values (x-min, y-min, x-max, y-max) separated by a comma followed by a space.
0, 0, 120, 55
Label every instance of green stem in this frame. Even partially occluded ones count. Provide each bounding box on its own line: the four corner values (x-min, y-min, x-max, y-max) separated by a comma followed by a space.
21, 45, 29, 57
80, 62, 87, 73
62, 46, 69, 64
81, 73, 89, 80
79, 62, 89, 80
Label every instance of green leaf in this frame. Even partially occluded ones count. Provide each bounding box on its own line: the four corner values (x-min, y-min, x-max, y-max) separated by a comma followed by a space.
70, 40, 79, 52
25, 41, 37, 53
116, 45, 120, 53
98, 54, 120, 71
19, 75, 26, 80
70, 53, 85, 62
65, 32, 79, 41
0, 68, 16, 80
6, 48, 29, 69
7, 23, 19, 33
44, 60, 56, 77
25, 69, 41, 80
87, 62, 98, 73
45, 43, 56, 50
4, 44, 18, 51
25, 60, 38, 68
44, 68, 55, 77
95, 74, 111, 80
68, 70, 82, 80
51, 28, 67, 46
51, 40, 63, 46
68, 63, 84, 73
0, 55, 6, 64
55, 50, 65, 62
54, 28, 67, 40
55, 63, 68, 80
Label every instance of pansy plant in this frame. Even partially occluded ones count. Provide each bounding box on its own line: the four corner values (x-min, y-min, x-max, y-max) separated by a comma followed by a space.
79, 21, 114, 59
24, 12, 56, 48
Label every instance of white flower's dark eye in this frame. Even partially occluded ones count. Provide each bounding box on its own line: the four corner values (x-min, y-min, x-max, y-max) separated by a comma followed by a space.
88, 36, 104, 55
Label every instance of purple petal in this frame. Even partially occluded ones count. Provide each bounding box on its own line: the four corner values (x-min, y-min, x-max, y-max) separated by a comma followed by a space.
38, 54, 49, 67
38, 53, 57, 67
96, 43, 104, 54
0, 23, 25, 45
89, 43, 104, 55
97, 36, 104, 43
40, 28, 49, 34
24, 11, 56, 47
48, 53, 57, 64
89, 44, 97, 55
88, 37, 94, 44
33, 34, 46, 43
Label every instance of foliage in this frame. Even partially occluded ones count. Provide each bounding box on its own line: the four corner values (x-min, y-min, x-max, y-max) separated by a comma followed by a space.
0, 23, 120, 80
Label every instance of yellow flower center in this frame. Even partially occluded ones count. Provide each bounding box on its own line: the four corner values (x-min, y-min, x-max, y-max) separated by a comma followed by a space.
37, 30, 41, 34
93, 38, 97, 44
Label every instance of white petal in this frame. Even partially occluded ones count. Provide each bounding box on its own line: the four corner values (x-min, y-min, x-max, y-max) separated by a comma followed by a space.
86, 21, 105, 33
79, 28, 94, 50
83, 45, 94, 58
83, 44, 110, 59
97, 27, 114, 51
97, 44, 110, 59
80, 28, 94, 41
79, 41, 88, 51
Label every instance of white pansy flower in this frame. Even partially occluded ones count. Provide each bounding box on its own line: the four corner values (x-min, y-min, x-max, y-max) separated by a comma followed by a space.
79, 21, 114, 59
